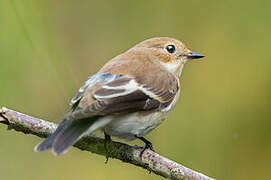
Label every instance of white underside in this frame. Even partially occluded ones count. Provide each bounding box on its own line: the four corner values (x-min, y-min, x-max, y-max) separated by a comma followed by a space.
101, 111, 169, 140
86, 110, 169, 141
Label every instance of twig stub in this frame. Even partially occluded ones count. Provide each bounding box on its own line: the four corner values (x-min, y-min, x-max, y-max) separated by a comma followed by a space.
0, 107, 9, 125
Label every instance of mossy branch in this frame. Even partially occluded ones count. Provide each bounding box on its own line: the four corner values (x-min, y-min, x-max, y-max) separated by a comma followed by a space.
0, 107, 214, 180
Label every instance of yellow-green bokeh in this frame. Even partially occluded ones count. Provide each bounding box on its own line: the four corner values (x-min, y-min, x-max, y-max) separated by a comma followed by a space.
0, 0, 270, 179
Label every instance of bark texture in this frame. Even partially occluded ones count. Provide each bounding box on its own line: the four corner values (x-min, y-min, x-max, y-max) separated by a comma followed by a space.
0, 107, 215, 180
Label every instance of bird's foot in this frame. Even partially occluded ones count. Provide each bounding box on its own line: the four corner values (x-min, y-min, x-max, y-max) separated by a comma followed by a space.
135, 135, 155, 159
140, 140, 154, 158
104, 132, 112, 164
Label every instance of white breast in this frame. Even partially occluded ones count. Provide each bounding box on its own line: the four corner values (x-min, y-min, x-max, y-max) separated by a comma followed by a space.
102, 111, 169, 141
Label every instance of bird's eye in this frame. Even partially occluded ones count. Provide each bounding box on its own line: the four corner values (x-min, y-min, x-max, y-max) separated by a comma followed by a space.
166, 45, 175, 54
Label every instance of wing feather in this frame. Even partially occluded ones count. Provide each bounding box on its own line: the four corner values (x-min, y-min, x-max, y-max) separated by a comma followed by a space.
69, 72, 178, 118
70, 73, 122, 107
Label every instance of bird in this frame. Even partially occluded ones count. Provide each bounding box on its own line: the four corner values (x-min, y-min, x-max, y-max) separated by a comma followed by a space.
35, 37, 204, 156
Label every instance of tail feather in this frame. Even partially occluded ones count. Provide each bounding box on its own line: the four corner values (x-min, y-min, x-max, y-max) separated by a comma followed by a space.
34, 118, 70, 152
34, 116, 100, 155
52, 117, 96, 155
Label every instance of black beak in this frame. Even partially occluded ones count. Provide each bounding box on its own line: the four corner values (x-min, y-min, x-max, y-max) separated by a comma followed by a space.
186, 52, 205, 59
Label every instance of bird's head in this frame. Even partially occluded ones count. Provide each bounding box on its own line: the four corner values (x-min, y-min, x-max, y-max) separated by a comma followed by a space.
134, 37, 204, 76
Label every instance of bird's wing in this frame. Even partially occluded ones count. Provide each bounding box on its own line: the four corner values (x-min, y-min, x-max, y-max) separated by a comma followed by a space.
69, 73, 122, 108
69, 72, 178, 118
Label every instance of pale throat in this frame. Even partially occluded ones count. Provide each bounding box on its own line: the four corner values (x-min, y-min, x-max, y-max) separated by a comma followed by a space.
160, 60, 185, 77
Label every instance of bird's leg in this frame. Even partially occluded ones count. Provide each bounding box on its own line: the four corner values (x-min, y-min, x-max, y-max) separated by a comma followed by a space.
135, 135, 155, 158
104, 132, 112, 164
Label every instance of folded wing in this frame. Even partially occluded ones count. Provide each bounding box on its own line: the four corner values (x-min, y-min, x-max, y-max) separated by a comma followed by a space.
70, 72, 178, 118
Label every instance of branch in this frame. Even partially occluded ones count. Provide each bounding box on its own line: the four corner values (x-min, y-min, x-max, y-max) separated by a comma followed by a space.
0, 107, 214, 180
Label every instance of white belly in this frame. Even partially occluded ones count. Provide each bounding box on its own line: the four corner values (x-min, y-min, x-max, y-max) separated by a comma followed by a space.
102, 111, 169, 141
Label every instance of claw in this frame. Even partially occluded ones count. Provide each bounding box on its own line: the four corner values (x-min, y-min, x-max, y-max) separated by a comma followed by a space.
135, 135, 155, 159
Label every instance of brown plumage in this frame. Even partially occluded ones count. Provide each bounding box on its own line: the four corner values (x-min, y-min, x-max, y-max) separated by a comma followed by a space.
35, 37, 204, 155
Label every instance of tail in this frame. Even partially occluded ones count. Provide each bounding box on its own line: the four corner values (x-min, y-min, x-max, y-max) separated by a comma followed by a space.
34, 116, 105, 155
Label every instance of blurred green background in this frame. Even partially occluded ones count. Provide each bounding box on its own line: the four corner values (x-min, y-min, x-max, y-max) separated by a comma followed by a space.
0, 0, 270, 179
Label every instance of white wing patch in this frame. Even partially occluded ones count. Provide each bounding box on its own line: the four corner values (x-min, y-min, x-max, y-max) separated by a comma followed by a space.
102, 79, 138, 90
138, 86, 158, 101
70, 73, 122, 106
93, 79, 159, 100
